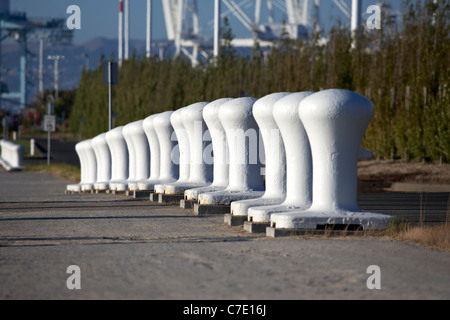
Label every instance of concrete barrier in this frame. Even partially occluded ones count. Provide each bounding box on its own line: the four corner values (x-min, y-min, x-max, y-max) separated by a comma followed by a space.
0, 139, 24, 171
105, 126, 129, 192
269, 89, 392, 232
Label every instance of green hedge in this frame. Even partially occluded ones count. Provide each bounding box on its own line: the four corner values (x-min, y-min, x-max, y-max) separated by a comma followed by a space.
70, 0, 449, 162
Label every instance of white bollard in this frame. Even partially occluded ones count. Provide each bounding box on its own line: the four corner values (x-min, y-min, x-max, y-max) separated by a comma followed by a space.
164, 102, 212, 195
184, 98, 233, 201
122, 122, 136, 191
92, 133, 111, 191
0, 139, 24, 171
139, 114, 161, 191
70, 139, 96, 192
198, 97, 265, 206
230, 92, 292, 216
81, 139, 97, 192
248, 92, 314, 223
106, 126, 129, 192
154, 107, 186, 194
126, 120, 150, 191
30, 138, 35, 156
270, 89, 392, 230
153, 111, 179, 188
66, 140, 84, 193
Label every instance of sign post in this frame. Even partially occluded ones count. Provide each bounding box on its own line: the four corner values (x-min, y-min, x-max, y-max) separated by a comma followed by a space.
43, 96, 56, 165
103, 61, 118, 131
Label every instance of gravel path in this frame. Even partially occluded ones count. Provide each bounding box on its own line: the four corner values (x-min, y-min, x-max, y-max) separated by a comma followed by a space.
0, 171, 449, 300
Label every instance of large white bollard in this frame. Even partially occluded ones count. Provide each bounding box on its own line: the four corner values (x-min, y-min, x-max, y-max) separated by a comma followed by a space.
198, 97, 265, 206
230, 92, 292, 216
122, 122, 136, 191
270, 89, 392, 230
184, 98, 233, 201
154, 107, 187, 194
66, 140, 84, 193
92, 133, 111, 191
153, 111, 179, 188
164, 102, 212, 194
248, 92, 314, 223
72, 139, 96, 192
106, 126, 129, 192
139, 114, 161, 191
126, 120, 150, 191
0, 139, 24, 171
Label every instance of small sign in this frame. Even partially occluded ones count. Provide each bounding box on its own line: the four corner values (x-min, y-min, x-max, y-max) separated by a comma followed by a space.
103, 61, 118, 85
43, 115, 56, 132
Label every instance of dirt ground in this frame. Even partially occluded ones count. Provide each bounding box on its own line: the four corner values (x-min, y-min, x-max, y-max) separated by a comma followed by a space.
357, 159, 450, 193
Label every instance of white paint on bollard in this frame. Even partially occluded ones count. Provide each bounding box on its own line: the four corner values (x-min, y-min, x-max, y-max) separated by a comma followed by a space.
105, 126, 129, 192
270, 89, 392, 230
248, 92, 314, 222
126, 120, 150, 191
230, 92, 292, 216
92, 133, 111, 191
139, 114, 161, 191
152, 111, 180, 189
198, 97, 265, 206
164, 102, 212, 195
184, 98, 233, 201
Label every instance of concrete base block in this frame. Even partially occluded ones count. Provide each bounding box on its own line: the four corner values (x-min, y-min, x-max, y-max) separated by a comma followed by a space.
243, 221, 270, 233
266, 227, 379, 238
180, 199, 196, 209
194, 203, 230, 216
158, 193, 184, 204
132, 190, 152, 199
224, 214, 247, 226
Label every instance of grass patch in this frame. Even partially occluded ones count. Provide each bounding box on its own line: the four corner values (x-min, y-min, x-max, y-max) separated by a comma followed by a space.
384, 218, 450, 252
25, 163, 80, 184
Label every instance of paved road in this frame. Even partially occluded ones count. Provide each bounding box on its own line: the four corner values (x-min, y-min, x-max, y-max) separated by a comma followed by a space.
26, 138, 79, 167
0, 170, 449, 302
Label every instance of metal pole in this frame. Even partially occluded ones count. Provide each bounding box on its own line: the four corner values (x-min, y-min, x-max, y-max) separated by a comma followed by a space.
146, 0, 152, 58
39, 36, 44, 97
118, 0, 123, 66
47, 125, 51, 165
108, 61, 113, 131
213, 0, 220, 58
351, 0, 361, 46
124, 0, 129, 60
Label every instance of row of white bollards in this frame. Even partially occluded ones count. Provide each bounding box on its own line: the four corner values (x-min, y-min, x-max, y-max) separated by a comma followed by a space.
67, 89, 392, 234
0, 139, 25, 171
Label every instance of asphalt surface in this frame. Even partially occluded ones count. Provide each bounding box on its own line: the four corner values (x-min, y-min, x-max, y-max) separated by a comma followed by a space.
26, 138, 79, 167
0, 170, 449, 302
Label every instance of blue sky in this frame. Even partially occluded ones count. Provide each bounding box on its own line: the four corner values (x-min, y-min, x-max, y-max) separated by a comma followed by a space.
10, 0, 403, 44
